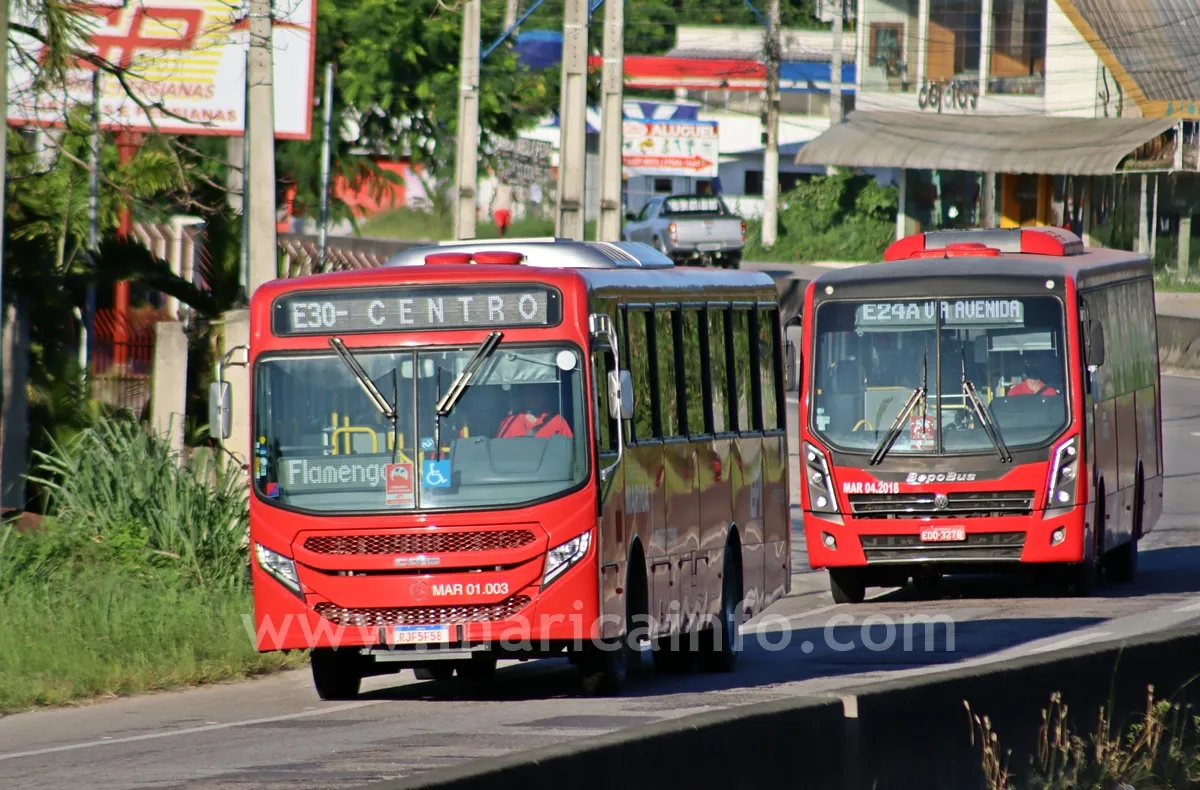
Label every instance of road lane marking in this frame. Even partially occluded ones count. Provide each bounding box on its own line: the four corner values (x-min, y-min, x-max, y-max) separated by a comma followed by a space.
0, 700, 385, 762
1028, 631, 1113, 654
1175, 599, 1200, 612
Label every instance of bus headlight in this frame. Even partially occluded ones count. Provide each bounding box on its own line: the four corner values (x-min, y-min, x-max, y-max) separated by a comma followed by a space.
255, 543, 302, 596
543, 530, 592, 587
1044, 436, 1079, 516
804, 442, 838, 514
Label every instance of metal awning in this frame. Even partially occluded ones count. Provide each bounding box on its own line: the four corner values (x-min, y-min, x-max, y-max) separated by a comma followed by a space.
793, 111, 1181, 174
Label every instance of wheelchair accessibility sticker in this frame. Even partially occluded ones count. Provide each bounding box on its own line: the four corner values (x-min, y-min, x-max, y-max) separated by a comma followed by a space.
423, 460, 452, 488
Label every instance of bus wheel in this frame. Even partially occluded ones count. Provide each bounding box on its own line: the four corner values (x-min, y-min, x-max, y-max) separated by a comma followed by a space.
829, 568, 866, 604
578, 558, 645, 695
1069, 484, 1104, 596
310, 648, 363, 701
1106, 475, 1142, 583
698, 544, 742, 672
652, 633, 696, 674
413, 665, 455, 681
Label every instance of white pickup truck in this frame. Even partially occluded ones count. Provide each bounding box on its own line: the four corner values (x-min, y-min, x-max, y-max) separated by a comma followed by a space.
622, 194, 746, 267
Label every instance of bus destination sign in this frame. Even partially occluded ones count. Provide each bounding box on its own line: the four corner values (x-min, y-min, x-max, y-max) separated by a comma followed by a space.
272, 285, 559, 336
855, 299, 1024, 329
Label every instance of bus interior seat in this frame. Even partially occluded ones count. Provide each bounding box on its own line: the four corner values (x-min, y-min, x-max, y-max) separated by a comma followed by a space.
449, 436, 574, 485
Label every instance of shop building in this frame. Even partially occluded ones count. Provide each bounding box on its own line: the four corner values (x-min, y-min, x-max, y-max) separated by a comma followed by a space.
794, 0, 1199, 267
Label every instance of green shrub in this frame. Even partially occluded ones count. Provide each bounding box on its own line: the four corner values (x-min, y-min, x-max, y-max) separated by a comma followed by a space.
23, 416, 249, 589
743, 169, 899, 263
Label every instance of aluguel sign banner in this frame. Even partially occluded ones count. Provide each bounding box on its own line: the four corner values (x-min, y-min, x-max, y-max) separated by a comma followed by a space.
622, 118, 719, 178
8, 0, 317, 139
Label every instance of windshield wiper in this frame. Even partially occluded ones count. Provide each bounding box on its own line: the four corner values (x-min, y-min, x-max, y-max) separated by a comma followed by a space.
329, 337, 395, 421
436, 331, 502, 416
329, 337, 403, 463
961, 351, 1011, 462
870, 352, 927, 465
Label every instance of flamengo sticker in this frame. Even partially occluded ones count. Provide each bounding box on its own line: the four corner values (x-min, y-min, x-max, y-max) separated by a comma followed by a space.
386, 463, 415, 507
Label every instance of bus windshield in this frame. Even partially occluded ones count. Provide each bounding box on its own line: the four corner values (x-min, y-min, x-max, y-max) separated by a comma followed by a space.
811, 295, 1068, 455
252, 344, 588, 512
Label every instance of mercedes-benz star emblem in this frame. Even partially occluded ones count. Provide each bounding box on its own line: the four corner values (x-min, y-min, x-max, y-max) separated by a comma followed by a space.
933, 493, 949, 509
410, 580, 429, 601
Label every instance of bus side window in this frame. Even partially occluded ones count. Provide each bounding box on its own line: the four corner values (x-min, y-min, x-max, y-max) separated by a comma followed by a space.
654, 306, 679, 438
626, 308, 655, 442
758, 306, 781, 431
731, 308, 753, 432
707, 307, 731, 433
592, 348, 617, 454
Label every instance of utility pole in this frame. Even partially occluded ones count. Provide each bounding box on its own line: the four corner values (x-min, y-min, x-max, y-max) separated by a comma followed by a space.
454, 0, 480, 240
761, 0, 781, 248
317, 61, 335, 270
84, 72, 101, 374
504, 0, 519, 31
556, 0, 588, 240
246, 0, 278, 295
597, 0, 624, 241
827, 0, 843, 175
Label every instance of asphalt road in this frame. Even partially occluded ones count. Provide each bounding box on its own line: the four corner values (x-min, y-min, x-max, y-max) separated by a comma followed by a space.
4, 375, 1200, 789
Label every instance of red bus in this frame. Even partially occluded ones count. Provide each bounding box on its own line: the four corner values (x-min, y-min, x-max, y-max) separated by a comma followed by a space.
211, 238, 791, 698
796, 227, 1162, 602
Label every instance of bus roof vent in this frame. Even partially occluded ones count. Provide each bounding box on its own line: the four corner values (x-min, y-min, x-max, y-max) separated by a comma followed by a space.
385, 237, 675, 269
884, 227, 1085, 260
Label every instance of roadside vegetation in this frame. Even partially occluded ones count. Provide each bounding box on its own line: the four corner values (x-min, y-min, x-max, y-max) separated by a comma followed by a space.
0, 418, 304, 714
742, 169, 899, 264
973, 686, 1200, 789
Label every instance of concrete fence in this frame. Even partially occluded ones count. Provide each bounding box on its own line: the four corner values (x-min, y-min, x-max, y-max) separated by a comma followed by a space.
351, 625, 1200, 790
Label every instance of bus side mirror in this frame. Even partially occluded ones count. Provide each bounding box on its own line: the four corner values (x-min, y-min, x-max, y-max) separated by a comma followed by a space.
209, 381, 231, 440
1085, 319, 1105, 368
784, 340, 799, 390
608, 370, 634, 420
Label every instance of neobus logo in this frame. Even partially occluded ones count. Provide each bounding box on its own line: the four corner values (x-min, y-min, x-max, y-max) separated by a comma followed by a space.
906, 472, 977, 484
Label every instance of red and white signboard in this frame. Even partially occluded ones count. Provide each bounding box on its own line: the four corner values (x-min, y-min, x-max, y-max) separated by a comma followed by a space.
385, 463, 414, 507
622, 119, 719, 178
909, 416, 935, 451
8, 0, 317, 139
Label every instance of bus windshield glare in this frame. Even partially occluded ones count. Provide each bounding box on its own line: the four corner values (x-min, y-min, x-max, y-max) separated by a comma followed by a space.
811, 295, 1068, 455
252, 344, 588, 512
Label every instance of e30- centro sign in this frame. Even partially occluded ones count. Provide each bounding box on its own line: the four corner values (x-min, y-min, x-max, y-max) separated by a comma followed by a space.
9, 0, 317, 139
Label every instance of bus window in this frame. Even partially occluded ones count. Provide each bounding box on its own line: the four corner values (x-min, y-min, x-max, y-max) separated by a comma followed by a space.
655, 307, 679, 437
627, 308, 655, 441
758, 307, 780, 431
707, 307, 731, 433
592, 348, 616, 454
731, 308, 753, 431
681, 308, 706, 436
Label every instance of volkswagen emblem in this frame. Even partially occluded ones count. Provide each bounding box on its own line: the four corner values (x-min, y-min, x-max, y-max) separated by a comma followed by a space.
933, 493, 949, 510
410, 580, 430, 601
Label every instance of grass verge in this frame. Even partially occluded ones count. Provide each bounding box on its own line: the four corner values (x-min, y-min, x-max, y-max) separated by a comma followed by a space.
0, 570, 306, 714
973, 686, 1200, 789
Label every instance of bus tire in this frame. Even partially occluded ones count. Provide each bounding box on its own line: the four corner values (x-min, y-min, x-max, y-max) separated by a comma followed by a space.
698, 539, 742, 673
829, 568, 866, 604
1069, 481, 1104, 596
578, 550, 646, 695
310, 648, 363, 701
1106, 471, 1141, 583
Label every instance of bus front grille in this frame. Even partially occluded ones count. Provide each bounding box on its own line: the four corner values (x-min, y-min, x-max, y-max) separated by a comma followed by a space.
304, 530, 537, 556
314, 595, 533, 627
861, 532, 1025, 563
848, 491, 1036, 519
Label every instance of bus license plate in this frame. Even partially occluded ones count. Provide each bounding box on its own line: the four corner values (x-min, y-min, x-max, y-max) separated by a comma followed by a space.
392, 624, 451, 644
920, 527, 965, 542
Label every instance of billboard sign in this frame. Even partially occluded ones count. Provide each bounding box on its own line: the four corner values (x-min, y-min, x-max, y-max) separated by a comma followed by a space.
9, 0, 317, 139
622, 119, 718, 178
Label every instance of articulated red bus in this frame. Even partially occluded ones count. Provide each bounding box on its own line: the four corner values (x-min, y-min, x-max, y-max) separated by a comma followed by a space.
796, 227, 1162, 602
213, 238, 790, 698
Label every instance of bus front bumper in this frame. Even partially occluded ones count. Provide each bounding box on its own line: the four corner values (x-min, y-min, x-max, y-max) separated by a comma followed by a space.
803, 507, 1088, 569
